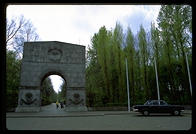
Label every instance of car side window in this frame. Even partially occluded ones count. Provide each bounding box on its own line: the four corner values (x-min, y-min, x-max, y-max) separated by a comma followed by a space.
152, 101, 159, 105
148, 101, 154, 105
160, 100, 167, 105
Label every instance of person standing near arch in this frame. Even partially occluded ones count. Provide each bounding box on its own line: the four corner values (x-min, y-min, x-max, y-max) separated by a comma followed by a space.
60, 101, 64, 109
56, 100, 59, 109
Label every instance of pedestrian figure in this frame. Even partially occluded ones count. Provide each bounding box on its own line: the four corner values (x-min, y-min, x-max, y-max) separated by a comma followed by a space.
60, 101, 64, 109
56, 101, 59, 109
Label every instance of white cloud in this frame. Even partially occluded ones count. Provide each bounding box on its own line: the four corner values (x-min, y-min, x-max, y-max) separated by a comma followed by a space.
6, 5, 161, 92
6, 5, 161, 46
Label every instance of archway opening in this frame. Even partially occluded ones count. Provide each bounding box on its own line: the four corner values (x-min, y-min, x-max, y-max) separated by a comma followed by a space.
40, 73, 67, 108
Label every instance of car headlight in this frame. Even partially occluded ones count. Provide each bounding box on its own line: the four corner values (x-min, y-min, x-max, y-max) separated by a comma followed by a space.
133, 108, 139, 112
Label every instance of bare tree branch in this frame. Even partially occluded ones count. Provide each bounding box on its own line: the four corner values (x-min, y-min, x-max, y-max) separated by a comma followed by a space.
6, 16, 26, 44
6, 15, 39, 58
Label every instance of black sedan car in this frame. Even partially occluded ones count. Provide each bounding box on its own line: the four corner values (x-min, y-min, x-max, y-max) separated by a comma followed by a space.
132, 100, 184, 116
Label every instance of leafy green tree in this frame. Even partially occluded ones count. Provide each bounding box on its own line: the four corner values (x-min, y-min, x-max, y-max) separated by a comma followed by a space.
88, 26, 112, 104
96, 26, 111, 100
111, 23, 126, 103
124, 27, 136, 105
157, 5, 177, 102
86, 32, 106, 106
106, 30, 118, 103
40, 77, 56, 105
157, 5, 192, 103
171, 5, 192, 99
6, 50, 21, 111
138, 25, 150, 100
133, 50, 145, 104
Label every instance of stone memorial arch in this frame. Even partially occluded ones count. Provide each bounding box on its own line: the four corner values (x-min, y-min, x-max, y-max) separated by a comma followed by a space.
15, 41, 87, 112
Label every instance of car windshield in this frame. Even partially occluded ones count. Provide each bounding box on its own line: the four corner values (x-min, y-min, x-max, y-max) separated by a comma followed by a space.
144, 100, 152, 105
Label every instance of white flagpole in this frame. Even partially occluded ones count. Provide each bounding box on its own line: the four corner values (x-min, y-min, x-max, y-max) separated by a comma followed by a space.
154, 57, 160, 102
185, 52, 192, 96
125, 58, 130, 112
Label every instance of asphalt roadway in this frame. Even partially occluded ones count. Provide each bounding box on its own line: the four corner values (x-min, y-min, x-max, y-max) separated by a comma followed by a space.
6, 103, 192, 130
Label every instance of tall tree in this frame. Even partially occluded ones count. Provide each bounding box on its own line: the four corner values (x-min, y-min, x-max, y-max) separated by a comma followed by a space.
95, 26, 111, 100
157, 5, 177, 101
138, 25, 150, 100
112, 23, 125, 103
157, 5, 192, 102
125, 27, 136, 105
171, 5, 192, 98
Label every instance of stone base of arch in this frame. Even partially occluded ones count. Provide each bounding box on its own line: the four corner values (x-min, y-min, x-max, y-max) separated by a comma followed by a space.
15, 88, 41, 112
65, 88, 88, 112
15, 87, 88, 112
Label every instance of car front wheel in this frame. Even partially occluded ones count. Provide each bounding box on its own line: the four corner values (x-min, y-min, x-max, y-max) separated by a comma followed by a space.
143, 110, 149, 116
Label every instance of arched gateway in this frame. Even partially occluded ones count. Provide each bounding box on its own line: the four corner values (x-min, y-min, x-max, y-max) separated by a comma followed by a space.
15, 41, 87, 112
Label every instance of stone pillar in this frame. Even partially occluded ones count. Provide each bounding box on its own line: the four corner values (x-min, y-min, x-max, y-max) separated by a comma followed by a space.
65, 87, 87, 111
15, 87, 41, 112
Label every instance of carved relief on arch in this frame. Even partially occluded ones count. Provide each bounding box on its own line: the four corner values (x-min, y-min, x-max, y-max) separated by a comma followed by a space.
48, 48, 62, 62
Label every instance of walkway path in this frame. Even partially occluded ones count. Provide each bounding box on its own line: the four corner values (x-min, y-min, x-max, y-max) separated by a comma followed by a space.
6, 103, 192, 118
40, 103, 66, 114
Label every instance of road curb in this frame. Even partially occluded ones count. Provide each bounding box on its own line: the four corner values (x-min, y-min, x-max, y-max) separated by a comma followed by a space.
6, 110, 191, 118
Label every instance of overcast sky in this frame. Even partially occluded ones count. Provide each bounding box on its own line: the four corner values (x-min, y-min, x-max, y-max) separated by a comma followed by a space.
6, 5, 161, 93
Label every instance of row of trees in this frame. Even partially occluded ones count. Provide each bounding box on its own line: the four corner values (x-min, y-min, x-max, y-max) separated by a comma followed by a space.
86, 5, 192, 107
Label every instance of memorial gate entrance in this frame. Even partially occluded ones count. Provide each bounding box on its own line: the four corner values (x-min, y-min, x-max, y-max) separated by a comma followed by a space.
16, 41, 87, 112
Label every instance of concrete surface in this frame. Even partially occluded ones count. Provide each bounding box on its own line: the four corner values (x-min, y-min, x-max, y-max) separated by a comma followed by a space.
6, 103, 192, 130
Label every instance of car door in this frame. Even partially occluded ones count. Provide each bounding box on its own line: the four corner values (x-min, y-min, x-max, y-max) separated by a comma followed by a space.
159, 100, 169, 113
151, 100, 159, 113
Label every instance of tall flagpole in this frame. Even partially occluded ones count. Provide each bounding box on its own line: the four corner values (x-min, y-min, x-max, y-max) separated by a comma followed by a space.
125, 58, 130, 112
185, 52, 192, 96
154, 57, 160, 102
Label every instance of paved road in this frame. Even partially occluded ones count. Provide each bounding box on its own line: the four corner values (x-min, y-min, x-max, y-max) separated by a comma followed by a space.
6, 103, 192, 130
40, 103, 66, 114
